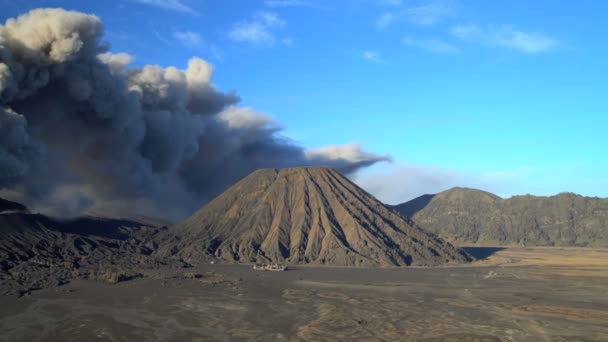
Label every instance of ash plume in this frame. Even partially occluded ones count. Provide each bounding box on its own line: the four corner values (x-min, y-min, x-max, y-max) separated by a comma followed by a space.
0, 8, 389, 220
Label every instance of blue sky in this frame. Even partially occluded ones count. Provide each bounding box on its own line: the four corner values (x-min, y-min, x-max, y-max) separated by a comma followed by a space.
3, 0, 607, 203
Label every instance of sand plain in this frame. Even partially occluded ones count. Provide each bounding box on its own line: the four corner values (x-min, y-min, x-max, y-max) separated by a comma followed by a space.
1, 247, 607, 341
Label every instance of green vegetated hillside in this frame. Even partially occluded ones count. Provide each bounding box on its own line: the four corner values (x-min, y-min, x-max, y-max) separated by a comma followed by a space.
392, 188, 608, 247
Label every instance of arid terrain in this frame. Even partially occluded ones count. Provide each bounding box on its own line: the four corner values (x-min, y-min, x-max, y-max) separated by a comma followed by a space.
1, 247, 607, 341
392, 188, 608, 247
1, 4, 607, 342
161, 167, 471, 267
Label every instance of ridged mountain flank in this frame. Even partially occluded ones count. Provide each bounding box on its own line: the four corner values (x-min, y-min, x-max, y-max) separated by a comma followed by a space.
0, 198, 28, 213
392, 188, 608, 247
162, 167, 472, 266
0, 199, 166, 295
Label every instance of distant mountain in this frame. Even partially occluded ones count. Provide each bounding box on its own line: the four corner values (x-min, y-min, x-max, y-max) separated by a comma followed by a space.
0, 198, 28, 213
158, 167, 472, 267
392, 188, 608, 247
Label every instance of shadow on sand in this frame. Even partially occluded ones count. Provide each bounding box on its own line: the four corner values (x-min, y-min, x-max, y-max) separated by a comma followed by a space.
462, 247, 506, 261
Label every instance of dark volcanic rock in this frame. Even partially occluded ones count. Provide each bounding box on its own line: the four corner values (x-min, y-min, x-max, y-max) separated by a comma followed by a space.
157, 167, 472, 267
392, 188, 608, 247
0, 207, 172, 295
0, 198, 28, 213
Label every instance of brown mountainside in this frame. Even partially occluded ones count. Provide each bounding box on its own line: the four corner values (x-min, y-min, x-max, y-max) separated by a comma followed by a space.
392, 187, 608, 247
160, 167, 471, 266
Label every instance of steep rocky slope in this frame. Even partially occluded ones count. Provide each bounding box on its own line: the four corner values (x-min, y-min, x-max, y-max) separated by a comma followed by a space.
0, 198, 28, 213
392, 188, 608, 246
0, 202, 172, 295
159, 167, 471, 266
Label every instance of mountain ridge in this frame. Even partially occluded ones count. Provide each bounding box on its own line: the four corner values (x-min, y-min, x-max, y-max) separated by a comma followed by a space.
0, 206, 172, 295
0, 198, 28, 214
392, 187, 608, 247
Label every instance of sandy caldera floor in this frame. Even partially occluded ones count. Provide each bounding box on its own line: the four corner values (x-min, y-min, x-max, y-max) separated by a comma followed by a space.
1, 247, 608, 341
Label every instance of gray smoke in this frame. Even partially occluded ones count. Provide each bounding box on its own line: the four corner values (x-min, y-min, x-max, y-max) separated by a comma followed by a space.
0, 8, 389, 221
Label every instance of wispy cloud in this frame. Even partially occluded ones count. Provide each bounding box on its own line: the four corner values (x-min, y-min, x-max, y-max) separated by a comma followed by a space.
377, 1, 451, 29
353, 164, 466, 205
258, 12, 286, 27
173, 31, 202, 48
229, 12, 286, 45
281, 37, 294, 46
377, 0, 403, 6
362, 51, 385, 64
210, 45, 224, 61
353, 163, 544, 205
153, 30, 172, 45
402, 36, 458, 53
451, 24, 559, 53
264, 0, 310, 7
134, 0, 198, 15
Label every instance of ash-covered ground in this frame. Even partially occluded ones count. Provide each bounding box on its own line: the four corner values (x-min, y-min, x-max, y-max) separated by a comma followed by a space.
1, 247, 607, 341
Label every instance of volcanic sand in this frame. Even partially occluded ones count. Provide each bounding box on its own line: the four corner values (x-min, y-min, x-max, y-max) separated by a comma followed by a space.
1, 247, 607, 341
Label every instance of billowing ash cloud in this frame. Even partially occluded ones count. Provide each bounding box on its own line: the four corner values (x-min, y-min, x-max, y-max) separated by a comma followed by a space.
0, 8, 388, 220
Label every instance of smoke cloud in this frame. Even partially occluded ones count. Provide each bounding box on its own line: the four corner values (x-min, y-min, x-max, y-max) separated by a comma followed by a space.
0, 8, 388, 220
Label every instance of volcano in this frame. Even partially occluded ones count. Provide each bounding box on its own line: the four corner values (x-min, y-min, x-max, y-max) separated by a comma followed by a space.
161, 167, 471, 266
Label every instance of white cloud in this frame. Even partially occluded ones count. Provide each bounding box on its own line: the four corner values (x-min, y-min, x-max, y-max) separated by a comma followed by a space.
305, 143, 391, 173
451, 24, 559, 53
229, 23, 273, 44
173, 31, 202, 48
305, 143, 389, 163
402, 36, 458, 53
362, 50, 385, 63
229, 12, 286, 45
218, 106, 276, 130
377, 2, 451, 29
134, 0, 198, 15
281, 37, 294, 46
97, 52, 134, 74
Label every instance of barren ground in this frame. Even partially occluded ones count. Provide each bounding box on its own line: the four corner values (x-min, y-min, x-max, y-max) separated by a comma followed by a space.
1, 247, 607, 341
